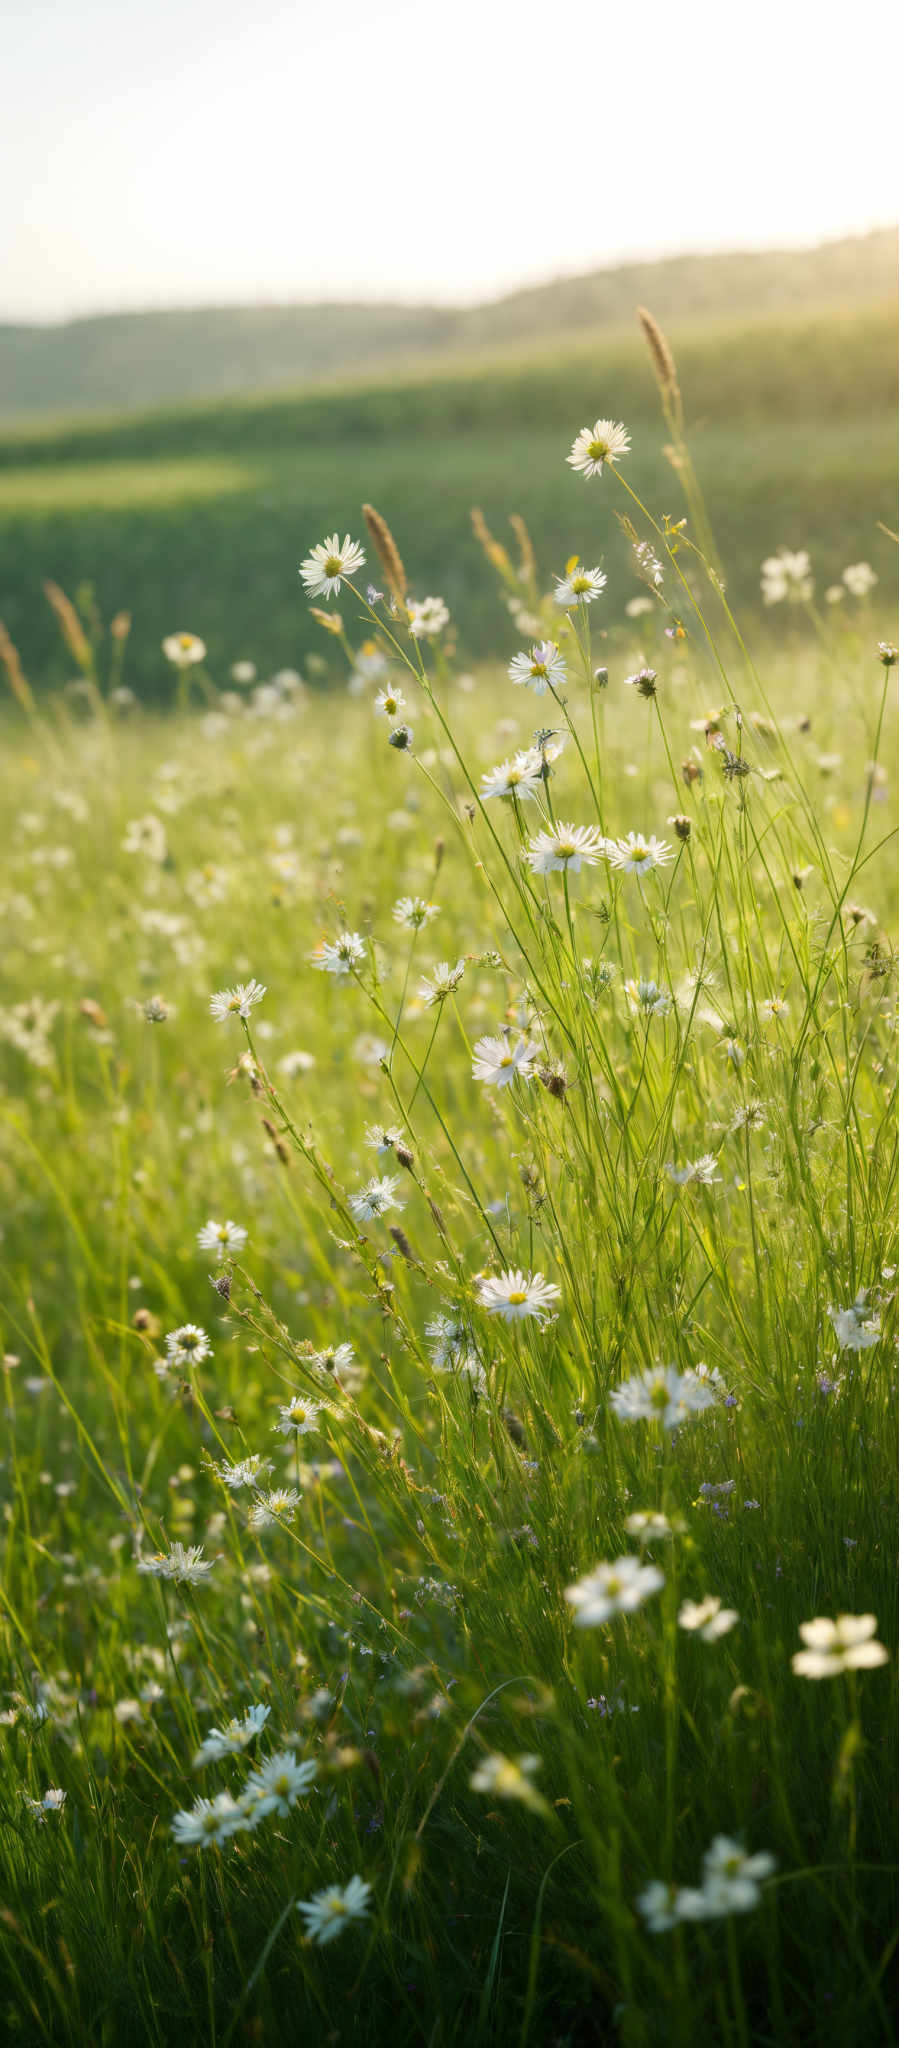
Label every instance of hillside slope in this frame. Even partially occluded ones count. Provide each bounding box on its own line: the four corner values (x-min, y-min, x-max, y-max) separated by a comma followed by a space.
2, 225, 898, 421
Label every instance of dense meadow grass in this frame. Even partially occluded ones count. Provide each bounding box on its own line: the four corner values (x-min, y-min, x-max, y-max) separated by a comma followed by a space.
0, 300, 897, 694
1, 377, 899, 2045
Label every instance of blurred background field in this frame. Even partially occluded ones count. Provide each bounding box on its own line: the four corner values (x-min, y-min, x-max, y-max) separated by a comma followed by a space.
2, 232, 898, 695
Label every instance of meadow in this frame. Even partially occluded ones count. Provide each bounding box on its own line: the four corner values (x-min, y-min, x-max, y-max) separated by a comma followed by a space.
0, 298, 898, 694
1, 353, 899, 2046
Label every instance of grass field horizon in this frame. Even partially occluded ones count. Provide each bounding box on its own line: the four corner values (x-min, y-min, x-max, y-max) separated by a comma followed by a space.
1, 295, 898, 696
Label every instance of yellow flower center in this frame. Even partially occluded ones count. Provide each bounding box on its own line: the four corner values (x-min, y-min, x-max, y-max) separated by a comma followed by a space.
507, 1289, 528, 1305
588, 439, 608, 462
324, 555, 343, 577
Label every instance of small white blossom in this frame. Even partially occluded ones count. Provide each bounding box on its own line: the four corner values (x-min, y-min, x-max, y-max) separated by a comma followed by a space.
419, 960, 467, 1005
407, 595, 449, 637
349, 1174, 404, 1221
209, 981, 266, 1023
609, 1365, 715, 1429
481, 751, 545, 802
553, 565, 607, 608
165, 1325, 212, 1367
679, 1596, 739, 1641
471, 1033, 538, 1087
608, 832, 673, 877
138, 1543, 216, 1585
469, 1753, 548, 1813
827, 1299, 880, 1351
526, 823, 608, 874
193, 1705, 271, 1766
300, 534, 366, 598
244, 1750, 317, 1818
392, 896, 439, 930
196, 1219, 248, 1256
508, 642, 567, 695
275, 1394, 322, 1437
172, 1792, 248, 1847
791, 1614, 888, 1679
565, 1556, 664, 1626
567, 419, 631, 478
476, 1269, 560, 1323
163, 632, 206, 668
297, 1875, 372, 1944
311, 932, 366, 976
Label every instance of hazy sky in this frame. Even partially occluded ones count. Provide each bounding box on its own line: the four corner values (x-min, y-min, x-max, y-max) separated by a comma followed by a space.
5, 0, 899, 321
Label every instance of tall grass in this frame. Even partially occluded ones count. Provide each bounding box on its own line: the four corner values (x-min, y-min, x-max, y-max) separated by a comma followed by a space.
0, 387, 897, 2045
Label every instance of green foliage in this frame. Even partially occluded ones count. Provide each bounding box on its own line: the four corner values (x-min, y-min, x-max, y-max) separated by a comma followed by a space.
0, 422, 898, 2045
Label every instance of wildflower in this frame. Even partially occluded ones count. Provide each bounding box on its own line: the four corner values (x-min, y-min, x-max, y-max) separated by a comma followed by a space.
679, 1596, 739, 1641
349, 1174, 404, 1221
609, 1365, 715, 1428
665, 1155, 720, 1187
308, 1341, 358, 1379
624, 667, 658, 699
193, 1704, 271, 1766
699, 1837, 777, 1915
554, 565, 607, 608
311, 931, 366, 976
279, 1048, 316, 1077
842, 562, 878, 598
209, 981, 266, 1023
163, 632, 206, 667
244, 1750, 317, 1819
791, 1614, 888, 1679
365, 1124, 404, 1155
508, 641, 567, 695
481, 750, 545, 801
300, 535, 366, 599
878, 642, 898, 667
608, 831, 673, 876
636, 1881, 703, 1933
275, 1395, 322, 1437
567, 419, 631, 478
248, 1487, 302, 1530
171, 1792, 248, 1847
122, 815, 168, 862
668, 813, 691, 840
138, 1544, 216, 1585
297, 1876, 372, 1944
24, 1787, 67, 1822
471, 1033, 538, 1087
828, 1298, 880, 1351
230, 659, 256, 683
419, 960, 466, 1005
760, 549, 813, 605
407, 595, 449, 637
760, 996, 789, 1024
165, 1325, 212, 1367
392, 897, 439, 930
374, 685, 406, 718
215, 1455, 272, 1491
425, 1313, 471, 1368
565, 1556, 664, 1626
625, 1510, 683, 1544
526, 823, 608, 874
469, 1753, 548, 1814
143, 996, 169, 1022
476, 1269, 561, 1322
625, 978, 672, 1018
387, 724, 414, 750
196, 1219, 247, 1256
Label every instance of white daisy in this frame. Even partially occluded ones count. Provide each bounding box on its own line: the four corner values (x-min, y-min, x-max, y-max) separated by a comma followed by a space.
138, 1543, 216, 1585
374, 685, 406, 718
565, 1555, 664, 1626
480, 750, 545, 802
476, 1268, 561, 1322
165, 1325, 213, 1367
699, 1838, 777, 1915
311, 932, 366, 976
392, 896, 439, 930
609, 1365, 715, 1428
407, 595, 449, 637
553, 565, 607, 608
508, 641, 567, 695
419, 960, 466, 1006
526, 822, 608, 874
791, 1614, 888, 1679
300, 535, 366, 599
471, 1033, 538, 1087
625, 1510, 683, 1544
566, 419, 631, 478
679, 1596, 739, 1641
297, 1875, 372, 1945
625, 978, 672, 1018
209, 980, 266, 1023
275, 1394, 322, 1437
196, 1219, 248, 1256
827, 1300, 880, 1351
469, 1753, 547, 1812
162, 632, 206, 668
665, 1155, 720, 1187
244, 1750, 317, 1819
193, 1704, 271, 1767
349, 1174, 404, 1221
171, 1792, 248, 1847
608, 832, 673, 876
247, 1486, 302, 1531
